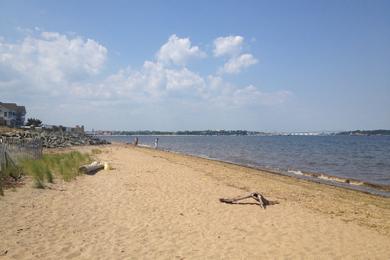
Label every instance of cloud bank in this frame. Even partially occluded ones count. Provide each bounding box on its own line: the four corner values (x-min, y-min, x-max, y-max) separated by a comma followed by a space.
0, 32, 107, 92
0, 31, 290, 128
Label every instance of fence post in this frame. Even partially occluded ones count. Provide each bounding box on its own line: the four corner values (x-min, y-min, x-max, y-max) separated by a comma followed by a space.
0, 143, 4, 172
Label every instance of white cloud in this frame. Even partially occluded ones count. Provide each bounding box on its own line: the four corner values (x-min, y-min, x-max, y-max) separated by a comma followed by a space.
207, 75, 224, 90
213, 35, 258, 74
156, 34, 206, 66
205, 77, 290, 107
219, 53, 258, 74
230, 85, 291, 106
165, 67, 205, 91
0, 31, 107, 92
0, 30, 290, 127
213, 35, 244, 57
70, 55, 281, 108
132, 61, 205, 97
71, 60, 205, 102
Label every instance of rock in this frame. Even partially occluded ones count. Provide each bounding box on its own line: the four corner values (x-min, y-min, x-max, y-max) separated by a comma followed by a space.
1, 128, 110, 148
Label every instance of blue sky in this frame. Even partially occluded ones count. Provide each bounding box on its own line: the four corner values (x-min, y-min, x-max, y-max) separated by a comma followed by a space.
0, 0, 389, 131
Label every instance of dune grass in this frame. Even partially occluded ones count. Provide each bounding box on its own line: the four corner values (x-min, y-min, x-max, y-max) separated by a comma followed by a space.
21, 160, 52, 188
0, 161, 22, 194
21, 151, 92, 188
91, 148, 102, 155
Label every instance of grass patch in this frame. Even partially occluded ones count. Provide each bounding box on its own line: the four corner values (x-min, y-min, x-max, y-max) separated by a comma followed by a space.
21, 160, 52, 188
0, 151, 92, 192
91, 148, 102, 155
0, 161, 22, 195
21, 151, 91, 187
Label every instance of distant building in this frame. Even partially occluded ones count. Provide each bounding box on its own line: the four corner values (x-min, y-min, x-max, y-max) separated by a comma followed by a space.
64, 125, 85, 134
0, 102, 26, 127
42, 124, 85, 134
73, 125, 85, 134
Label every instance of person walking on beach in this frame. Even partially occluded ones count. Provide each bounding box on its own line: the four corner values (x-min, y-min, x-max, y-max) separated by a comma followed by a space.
134, 137, 138, 146
154, 138, 159, 149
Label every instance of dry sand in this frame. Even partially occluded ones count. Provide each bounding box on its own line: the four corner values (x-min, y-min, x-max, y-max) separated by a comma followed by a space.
1, 143, 390, 259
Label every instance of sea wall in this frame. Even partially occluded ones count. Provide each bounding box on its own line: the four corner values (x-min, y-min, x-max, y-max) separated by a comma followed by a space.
0, 128, 110, 148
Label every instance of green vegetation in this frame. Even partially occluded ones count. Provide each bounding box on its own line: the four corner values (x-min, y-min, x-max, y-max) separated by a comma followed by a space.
91, 148, 102, 154
102, 129, 253, 136
0, 160, 22, 194
45, 152, 91, 181
96, 129, 390, 136
1, 150, 93, 194
21, 160, 51, 188
336, 130, 390, 136
176, 130, 249, 136
25, 118, 43, 127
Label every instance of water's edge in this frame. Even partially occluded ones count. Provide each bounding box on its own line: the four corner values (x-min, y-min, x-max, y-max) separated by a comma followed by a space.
135, 143, 390, 198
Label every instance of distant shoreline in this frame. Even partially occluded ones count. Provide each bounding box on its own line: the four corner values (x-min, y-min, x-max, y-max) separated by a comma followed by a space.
93, 133, 390, 137
89, 129, 390, 136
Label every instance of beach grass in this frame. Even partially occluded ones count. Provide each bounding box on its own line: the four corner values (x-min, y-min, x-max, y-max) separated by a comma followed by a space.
21, 159, 52, 188
1, 151, 93, 193
0, 161, 22, 194
91, 148, 102, 155
21, 151, 91, 187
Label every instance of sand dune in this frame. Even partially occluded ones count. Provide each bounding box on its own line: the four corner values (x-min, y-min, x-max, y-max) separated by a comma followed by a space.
1, 144, 389, 259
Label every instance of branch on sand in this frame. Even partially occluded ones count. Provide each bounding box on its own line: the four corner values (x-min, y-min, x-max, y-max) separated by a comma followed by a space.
219, 192, 279, 209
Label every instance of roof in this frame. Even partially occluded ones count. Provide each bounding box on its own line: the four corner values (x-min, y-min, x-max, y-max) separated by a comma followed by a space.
0, 102, 17, 110
16, 106, 26, 114
0, 102, 26, 114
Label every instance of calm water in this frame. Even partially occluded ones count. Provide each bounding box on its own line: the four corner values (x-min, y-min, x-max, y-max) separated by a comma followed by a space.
101, 135, 390, 194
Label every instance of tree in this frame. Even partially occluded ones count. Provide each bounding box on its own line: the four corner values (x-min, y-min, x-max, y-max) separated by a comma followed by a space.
26, 118, 42, 127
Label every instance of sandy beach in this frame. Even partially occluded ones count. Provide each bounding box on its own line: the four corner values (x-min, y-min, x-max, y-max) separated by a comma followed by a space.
1, 143, 390, 259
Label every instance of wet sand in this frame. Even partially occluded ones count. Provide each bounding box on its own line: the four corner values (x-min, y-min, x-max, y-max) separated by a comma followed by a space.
1, 144, 389, 259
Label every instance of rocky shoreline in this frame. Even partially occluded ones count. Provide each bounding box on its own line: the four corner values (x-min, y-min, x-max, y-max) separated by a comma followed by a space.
0, 129, 110, 148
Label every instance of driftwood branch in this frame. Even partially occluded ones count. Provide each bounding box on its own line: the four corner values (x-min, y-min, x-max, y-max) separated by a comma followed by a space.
219, 192, 278, 209
79, 162, 104, 175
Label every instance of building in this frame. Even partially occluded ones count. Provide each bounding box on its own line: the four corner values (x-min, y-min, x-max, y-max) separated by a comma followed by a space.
0, 102, 26, 127
42, 124, 85, 134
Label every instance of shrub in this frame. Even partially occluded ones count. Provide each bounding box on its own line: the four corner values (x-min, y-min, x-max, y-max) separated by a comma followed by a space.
25, 118, 42, 127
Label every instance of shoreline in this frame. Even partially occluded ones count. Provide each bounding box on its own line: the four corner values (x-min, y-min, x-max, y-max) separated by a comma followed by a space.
128, 142, 390, 197
130, 144, 390, 232
1, 143, 389, 258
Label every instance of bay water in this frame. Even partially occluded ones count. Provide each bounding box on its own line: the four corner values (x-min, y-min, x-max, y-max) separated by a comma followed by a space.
101, 135, 390, 196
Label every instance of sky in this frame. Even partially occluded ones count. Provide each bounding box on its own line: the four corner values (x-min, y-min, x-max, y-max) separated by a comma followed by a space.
0, 0, 389, 131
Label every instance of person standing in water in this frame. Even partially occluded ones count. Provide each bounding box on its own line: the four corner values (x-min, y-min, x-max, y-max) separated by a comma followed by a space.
154, 138, 159, 149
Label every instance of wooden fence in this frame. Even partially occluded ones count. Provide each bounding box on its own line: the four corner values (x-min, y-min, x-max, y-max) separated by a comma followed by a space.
0, 137, 43, 172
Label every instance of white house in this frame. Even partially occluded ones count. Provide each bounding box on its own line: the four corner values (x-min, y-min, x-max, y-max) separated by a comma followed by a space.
0, 102, 26, 127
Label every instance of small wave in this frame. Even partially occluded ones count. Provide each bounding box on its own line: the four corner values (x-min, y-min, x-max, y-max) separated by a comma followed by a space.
286, 169, 390, 194
287, 169, 304, 175
318, 174, 347, 183
138, 144, 152, 148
